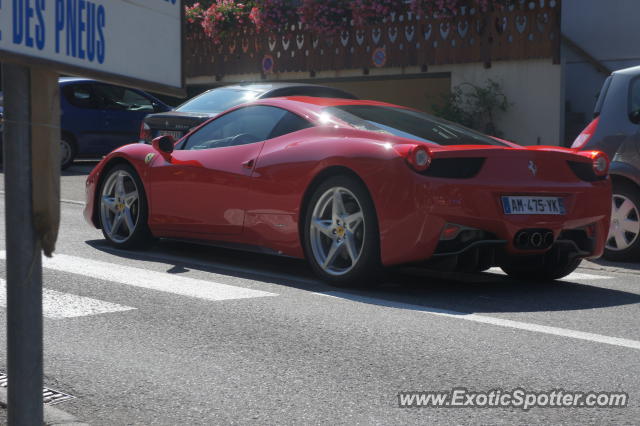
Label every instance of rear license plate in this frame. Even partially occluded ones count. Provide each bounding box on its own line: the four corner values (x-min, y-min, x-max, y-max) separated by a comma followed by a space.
502, 196, 566, 215
158, 130, 183, 140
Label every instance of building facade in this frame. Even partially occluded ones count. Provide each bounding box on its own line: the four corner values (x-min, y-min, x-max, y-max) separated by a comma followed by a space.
185, 1, 563, 146
562, 0, 640, 143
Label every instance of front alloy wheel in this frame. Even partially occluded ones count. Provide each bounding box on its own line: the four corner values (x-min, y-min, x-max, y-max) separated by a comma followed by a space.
60, 137, 76, 170
607, 194, 640, 251
304, 175, 381, 286
99, 165, 152, 248
604, 183, 640, 261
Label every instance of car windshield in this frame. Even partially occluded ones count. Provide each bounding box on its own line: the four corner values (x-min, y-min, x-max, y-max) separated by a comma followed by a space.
176, 88, 261, 113
326, 105, 507, 146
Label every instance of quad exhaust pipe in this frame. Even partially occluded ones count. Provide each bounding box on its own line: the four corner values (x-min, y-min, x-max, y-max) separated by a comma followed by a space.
514, 229, 554, 250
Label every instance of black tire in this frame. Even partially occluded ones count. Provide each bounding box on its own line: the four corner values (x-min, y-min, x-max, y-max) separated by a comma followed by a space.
303, 175, 382, 287
60, 135, 76, 170
98, 163, 153, 249
603, 182, 640, 261
500, 256, 582, 281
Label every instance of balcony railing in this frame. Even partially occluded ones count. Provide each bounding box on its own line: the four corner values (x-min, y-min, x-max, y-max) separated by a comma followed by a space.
186, 1, 560, 79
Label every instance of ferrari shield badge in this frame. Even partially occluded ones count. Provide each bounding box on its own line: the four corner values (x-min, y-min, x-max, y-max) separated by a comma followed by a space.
145, 153, 156, 165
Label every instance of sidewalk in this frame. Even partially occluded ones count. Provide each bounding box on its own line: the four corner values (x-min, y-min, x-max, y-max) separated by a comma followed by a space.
582, 259, 640, 276
0, 387, 87, 425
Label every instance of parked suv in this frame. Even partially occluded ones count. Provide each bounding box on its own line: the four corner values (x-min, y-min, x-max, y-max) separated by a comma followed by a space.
139, 82, 357, 143
572, 65, 640, 261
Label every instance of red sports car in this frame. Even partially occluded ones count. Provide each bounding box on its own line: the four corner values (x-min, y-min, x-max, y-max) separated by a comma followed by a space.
84, 97, 611, 286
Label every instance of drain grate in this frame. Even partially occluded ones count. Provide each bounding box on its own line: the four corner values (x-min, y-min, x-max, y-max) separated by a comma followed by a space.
0, 371, 75, 405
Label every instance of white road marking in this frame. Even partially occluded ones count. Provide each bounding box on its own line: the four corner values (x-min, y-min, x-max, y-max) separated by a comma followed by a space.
60, 198, 85, 206
315, 292, 640, 351
0, 280, 135, 319
486, 267, 613, 281
0, 251, 277, 302
0, 191, 84, 206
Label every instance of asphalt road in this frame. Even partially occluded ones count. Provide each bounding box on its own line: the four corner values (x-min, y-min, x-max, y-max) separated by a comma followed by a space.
0, 162, 638, 425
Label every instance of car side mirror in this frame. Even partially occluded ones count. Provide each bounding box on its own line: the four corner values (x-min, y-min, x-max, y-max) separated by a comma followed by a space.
152, 101, 166, 113
152, 135, 174, 154
629, 109, 640, 124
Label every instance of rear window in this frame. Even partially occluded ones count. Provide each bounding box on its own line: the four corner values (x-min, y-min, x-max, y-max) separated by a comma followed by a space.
176, 88, 261, 113
326, 105, 508, 146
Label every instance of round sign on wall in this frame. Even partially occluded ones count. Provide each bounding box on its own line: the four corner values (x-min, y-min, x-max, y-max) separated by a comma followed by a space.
262, 54, 275, 74
372, 47, 387, 68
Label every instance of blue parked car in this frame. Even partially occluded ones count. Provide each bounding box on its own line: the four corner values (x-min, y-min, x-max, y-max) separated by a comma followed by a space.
1, 78, 171, 169
58, 78, 171, 168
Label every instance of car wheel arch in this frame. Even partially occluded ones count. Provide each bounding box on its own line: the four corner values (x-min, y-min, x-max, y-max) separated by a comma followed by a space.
298, 166, 380, 251
610, 173, 640, 194
609, 158, 640, 188
92, 157, 140, 228
61, 130, 77, 148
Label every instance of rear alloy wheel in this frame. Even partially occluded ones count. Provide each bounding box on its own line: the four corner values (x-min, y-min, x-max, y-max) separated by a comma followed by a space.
99, 164, 153, 248
60, 136, 76, 170
604, 183, 640, 261
304, 175, 381, 286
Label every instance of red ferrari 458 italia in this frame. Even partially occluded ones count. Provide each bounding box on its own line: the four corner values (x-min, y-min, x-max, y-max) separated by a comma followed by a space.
84, 97, 611, 286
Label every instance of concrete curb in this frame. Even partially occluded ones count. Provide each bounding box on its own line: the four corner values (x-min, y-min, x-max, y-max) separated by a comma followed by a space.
580, 260, 640, 276
0, 387, 88, 426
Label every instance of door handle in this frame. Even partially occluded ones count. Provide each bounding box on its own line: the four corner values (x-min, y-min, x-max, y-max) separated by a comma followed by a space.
242, 159, 255, 169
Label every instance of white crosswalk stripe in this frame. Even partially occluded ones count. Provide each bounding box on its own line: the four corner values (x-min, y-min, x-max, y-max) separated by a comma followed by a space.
0, 251, 277, 302
0, 279, 135, 319
486, 267, 613, 281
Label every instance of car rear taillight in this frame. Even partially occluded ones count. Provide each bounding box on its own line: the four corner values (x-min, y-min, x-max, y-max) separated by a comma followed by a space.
395, 144, 432, 172
578, 150, 609, 177
139, 122, 152, 144
591, 151, 609, 176
410, 147, 431, 171
571, 116, 599, 149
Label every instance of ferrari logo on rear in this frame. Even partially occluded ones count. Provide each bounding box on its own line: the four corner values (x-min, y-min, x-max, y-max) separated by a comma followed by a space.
528, 160, 537, 176
145, 153, 156, 165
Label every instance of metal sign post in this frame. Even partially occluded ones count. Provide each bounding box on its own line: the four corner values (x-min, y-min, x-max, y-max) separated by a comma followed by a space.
2, 63, 45, 426
0, 1, 184, 423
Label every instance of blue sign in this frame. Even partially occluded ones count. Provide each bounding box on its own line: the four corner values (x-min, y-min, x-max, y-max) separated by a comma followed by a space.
0, 0, 183, 95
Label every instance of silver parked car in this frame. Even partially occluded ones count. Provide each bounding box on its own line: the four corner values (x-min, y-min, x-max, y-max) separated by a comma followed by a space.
572, 65, 640, 261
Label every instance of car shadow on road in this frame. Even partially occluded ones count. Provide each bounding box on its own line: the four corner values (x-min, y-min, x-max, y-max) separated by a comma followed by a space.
86, 239, 640, 315
365, 267, 640, 315
85, 239, 331, 293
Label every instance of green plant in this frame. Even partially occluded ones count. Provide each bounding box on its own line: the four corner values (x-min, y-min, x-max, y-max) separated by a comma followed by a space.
432, 79, 510, 137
